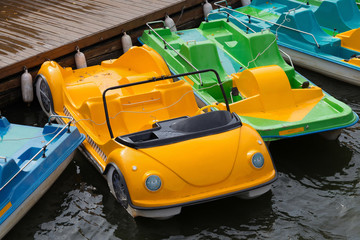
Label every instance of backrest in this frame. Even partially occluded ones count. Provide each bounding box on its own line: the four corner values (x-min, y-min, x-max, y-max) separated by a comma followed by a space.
248, 32, 289, 69
315, 0, 360, 32
233, 65, 295, 111
66, 82, 102, 108
275, 8, 330, 45
180, 41, 226, 75
117, 80, 198, 134
80, 80, 198, 141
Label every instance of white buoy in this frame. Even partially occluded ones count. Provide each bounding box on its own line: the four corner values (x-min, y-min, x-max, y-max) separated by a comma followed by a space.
203, 0, 213, 20
21, 67, 33, 106
241, 0, 251, 6
121, 32, 133, 53
75, 46, 87, 69
165, 15, 177, 32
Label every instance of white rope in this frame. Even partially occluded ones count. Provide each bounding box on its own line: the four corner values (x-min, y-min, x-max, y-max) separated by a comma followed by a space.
244, 5, 303, 69
0, 125, 62, 142
121, 98, 161, 106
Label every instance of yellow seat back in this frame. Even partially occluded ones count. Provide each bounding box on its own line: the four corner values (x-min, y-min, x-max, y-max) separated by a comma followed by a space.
233, 65, 295, 112
336, 28, 360, 52
66, 82, 102, 108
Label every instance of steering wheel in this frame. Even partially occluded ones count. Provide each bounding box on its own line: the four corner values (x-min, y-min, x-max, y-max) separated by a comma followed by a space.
195, 104, 221, 115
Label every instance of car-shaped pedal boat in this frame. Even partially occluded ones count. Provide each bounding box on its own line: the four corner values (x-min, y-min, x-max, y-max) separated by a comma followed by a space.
35, 45, 276, 219
139, 19, 358, 141
0, 115, 84, 239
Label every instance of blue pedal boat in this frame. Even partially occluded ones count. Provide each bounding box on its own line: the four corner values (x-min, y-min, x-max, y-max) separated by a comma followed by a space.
0, 115, 84, 238
208, 0, 360, 86
292, 0, 360, 33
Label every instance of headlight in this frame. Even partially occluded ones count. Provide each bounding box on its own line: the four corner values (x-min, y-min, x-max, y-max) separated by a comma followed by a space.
252, 152, 264, 168
145, 175, 162, 191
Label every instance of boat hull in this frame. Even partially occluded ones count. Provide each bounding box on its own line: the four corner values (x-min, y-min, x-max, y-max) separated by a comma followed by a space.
125, 181, 273, 219
0, 152, 75, 239
139, 21, 358, 141
279, 45, 360, 86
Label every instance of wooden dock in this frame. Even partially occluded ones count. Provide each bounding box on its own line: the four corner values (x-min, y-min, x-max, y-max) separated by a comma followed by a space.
0, 0, 239, 107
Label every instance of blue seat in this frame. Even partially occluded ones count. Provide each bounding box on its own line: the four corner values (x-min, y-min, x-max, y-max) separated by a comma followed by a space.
274, 8, 340, 50
315, 0, 360, 33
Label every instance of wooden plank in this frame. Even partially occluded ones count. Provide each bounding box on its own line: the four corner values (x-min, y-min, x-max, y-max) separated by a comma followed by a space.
0, 0, 240, 101
2, 0, 104, 35
0, 36, 41, 55
0, 0, 205, 80
44, 0, 153, 23
48, 1, 131, 24
0, 29, 55, 54
2, 16, 82, 43
0, 21, 54, 45
28, 0, 116, 29
77, 1, 159, 21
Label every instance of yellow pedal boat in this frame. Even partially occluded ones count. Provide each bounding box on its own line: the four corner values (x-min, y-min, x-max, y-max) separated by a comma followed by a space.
35, 45, 276, 219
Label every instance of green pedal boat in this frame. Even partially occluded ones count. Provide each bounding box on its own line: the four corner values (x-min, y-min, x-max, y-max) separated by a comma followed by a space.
139, 19, 358, 141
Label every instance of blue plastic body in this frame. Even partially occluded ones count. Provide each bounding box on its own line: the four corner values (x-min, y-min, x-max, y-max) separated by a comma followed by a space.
0, 116, 85, 226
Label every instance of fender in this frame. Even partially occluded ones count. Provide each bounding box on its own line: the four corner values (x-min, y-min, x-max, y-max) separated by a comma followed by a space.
36, 61, 65, 114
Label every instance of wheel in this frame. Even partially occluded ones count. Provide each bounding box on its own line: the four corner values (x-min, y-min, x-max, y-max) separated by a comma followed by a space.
35, 75, 54, 117
106, 166, 129, 208
195, 104, 221, 115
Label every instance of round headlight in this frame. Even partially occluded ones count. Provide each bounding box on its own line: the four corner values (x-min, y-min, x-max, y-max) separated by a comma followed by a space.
145, 175, 162, 191
252, 152, 265, 168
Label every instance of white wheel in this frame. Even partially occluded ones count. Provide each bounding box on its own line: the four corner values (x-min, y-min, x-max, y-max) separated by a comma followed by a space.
106, 166, 129, 208
35, 75, 54, 117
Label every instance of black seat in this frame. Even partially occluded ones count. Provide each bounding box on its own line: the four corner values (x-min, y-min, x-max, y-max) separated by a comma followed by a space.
170, 111, 233, 133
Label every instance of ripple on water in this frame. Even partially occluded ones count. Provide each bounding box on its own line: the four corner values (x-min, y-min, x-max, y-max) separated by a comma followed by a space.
3, 70, 360, 239
34, 184, 120, 240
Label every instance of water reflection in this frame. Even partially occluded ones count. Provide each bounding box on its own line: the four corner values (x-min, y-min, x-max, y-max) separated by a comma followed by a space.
270, 135, 353, 179
133, 193, 275, 240
2, 64, 360, 239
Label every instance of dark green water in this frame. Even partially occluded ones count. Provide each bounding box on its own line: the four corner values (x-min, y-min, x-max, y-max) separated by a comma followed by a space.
2, 67, 360, 240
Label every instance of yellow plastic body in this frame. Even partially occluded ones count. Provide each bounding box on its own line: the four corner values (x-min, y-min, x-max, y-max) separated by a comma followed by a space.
344, 57, 360, 67
120, 124, 274, 207
37, 45, 275, 209
336, 28, 360, 52
218, 65, 324, 122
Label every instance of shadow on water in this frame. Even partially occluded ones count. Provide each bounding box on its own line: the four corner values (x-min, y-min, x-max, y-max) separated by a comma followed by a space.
132, 193, 275, 240
4, 149, 122, 240
270, 134, 353, 178
1, 101, 48, 126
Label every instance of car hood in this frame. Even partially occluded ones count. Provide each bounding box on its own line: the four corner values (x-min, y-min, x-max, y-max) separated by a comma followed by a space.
139, 129, 241, 187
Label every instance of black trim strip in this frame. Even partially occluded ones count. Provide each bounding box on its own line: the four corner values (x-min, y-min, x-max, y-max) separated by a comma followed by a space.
103, 69, 231, 139
128, 175, 278, 211
116, 112, 241, 149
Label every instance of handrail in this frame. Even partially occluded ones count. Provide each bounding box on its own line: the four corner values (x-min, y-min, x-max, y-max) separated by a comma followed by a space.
146, 21, 203, 85
0, 117, 74, 192
279, 49, 294, 68
48, 115, 74, 124
0, 156, 6, 162
206, 11, 256, 33
102, 69, 231, 139
213, 1, 320, 48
